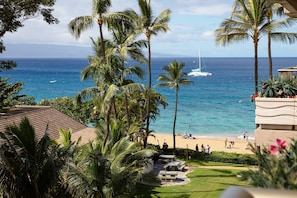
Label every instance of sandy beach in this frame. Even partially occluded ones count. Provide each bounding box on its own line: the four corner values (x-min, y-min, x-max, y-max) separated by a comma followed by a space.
148, 133, 254, 154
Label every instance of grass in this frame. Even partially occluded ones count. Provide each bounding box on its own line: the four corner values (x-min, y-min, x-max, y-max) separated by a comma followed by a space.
135, 161, 251, 198
186, 160, 258, 170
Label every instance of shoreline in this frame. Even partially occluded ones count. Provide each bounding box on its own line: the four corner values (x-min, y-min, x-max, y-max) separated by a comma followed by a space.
148, 133, 254, 154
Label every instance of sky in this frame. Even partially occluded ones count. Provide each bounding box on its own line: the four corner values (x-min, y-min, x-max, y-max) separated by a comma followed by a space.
2, 0, 297, 58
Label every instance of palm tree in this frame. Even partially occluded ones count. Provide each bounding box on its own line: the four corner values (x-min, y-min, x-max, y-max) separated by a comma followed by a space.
231, 1, 297, 78
0, 117, 68, 197
265, 4, 297, 78
136, 0, 171, 148
105, 22, 147, 130
156, 60, 192, 153
77, 36, 146, 145
115, 69, 145, 131
120, 1, 171, 146
68, 0, 111, 60
216, 0, 269, 94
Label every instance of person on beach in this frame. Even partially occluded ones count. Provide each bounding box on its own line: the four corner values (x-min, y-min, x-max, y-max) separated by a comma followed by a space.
201, 144, 205, 152
231, 141, 235, 148
243, 132, 248, 139
195, 144, 199, 152
205, 145, 211, 154
245, 132, 249, 141
225, 138, 228, 148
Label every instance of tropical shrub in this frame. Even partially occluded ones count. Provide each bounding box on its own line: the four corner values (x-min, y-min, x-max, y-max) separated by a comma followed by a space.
240, 138, 297, 189
260, 77, 297, 98
0, 64, 36, 111
65, 121, 156, 198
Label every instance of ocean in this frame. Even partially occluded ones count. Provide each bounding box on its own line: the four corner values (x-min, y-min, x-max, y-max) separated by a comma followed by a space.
2, 57, 297, 138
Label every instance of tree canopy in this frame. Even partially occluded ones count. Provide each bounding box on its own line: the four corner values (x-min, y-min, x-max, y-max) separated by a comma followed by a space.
1, 0, 59, 52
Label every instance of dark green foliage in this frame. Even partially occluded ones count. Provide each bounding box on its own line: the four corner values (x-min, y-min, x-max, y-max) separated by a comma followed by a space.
260, 77, 297, 98
0, 117, 69, 197
0, 60, 16, 71
202, 151, 258, 165
0, 0, 58, 37
160, 147, 257, 165
9, 96, 36, 106
1, 0, 58, 54
39, 97, 94, 125
0, 62, 36, 110
66, 134, 156, 198
0, 76, 25, 110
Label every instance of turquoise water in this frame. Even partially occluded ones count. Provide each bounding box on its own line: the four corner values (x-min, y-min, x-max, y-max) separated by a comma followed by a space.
3, 57, 297, 138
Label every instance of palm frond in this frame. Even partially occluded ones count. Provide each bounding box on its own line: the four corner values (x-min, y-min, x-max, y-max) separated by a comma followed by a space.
68, 16, 94, 39
92, 0, 111, 17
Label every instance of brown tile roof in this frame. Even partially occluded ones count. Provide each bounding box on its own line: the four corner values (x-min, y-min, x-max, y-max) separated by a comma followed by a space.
71, 127, 97, 145
0, 105, 88, 140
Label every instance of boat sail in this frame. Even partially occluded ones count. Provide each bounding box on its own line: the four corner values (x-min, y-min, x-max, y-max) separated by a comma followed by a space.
188, 50, 212, 77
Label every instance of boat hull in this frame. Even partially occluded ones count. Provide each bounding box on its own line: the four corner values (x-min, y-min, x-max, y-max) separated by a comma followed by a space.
188, 71, 212, 76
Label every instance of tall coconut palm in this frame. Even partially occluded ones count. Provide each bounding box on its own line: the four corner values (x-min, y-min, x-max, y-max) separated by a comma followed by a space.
134, 0, 171, 148
265, 5, 297, 78
78, 38, 146, 145
107, 24, 147, 130
156, 60, 192, 153
78, 36, 123, 146
0, 117, 68, 197
216, 0, 269, 94
78, 12, 148, 140
135, 0, 171, 85
232, 1, 297, 78
68, 0, 111, 60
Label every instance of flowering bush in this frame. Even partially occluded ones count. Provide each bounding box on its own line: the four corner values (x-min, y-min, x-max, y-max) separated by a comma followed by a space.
250, 93, 259, 102
270, 138, 286, 155
240, 138, 297, 189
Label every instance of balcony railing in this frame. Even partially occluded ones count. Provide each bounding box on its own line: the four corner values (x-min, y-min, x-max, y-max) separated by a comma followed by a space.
255, 97, 297, 128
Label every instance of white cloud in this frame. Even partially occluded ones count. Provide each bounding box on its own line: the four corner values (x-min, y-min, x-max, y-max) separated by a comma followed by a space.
178, 4, 231, 16
201, 31, 215, 39
173, 0, 233, 15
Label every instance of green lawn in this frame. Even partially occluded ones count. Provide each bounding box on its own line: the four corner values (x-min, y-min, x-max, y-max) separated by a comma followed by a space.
135, 166, 250, 198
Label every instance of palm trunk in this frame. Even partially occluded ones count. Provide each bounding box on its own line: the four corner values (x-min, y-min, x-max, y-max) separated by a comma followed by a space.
173, 86, 179, 154
144, 36, 151, 148
98, 15, 106, 62
268, 32, 273, 78
112, 97, 117, 120
124, 93, 130, 132
254, 38, 259, 94
103, 104, 112, 146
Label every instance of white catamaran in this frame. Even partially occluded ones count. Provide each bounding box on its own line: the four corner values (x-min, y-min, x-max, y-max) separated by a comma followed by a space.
188, 50, 212, 77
